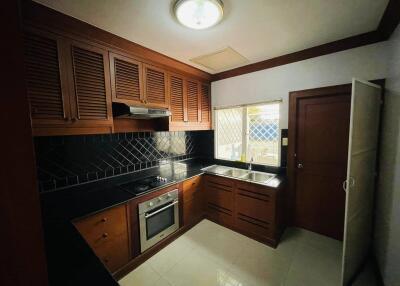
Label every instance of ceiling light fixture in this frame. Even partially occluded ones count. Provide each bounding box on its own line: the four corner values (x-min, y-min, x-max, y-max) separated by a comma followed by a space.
174, 0, 224, 30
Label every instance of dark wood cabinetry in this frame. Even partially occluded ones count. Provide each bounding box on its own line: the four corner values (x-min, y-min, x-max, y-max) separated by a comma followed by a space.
234, 181, 277, 243
200, 83, 211, 124
204, 175, 235, 227
182, 175, 204, 226
169, 74, 186, 123
204, 174, 283, 247
23, 1, 211, 136
23, 29, 114, 136
23, 29, 71, 126
68, 41, 113, 126
143, 64, 168, 108
168, 75, 211, 131
73, 204, 131, 273
109, 53, 143, 104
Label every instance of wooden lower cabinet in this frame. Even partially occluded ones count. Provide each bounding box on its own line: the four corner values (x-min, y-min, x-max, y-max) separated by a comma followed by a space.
203, 174, 283, 247
73, 204, 131, 273
204, 175, 235, 227
182, 175, 204, 226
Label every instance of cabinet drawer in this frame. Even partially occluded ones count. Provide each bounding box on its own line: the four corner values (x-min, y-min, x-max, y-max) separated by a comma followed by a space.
236, 213, 272, 239
205, 175, 234, 189
92, 234, 130, 273
74, 204, 128, 248
236, 181, 275, 198
235, 187, 275, 222
183, 175, 202, 202
206, 185, 233, 211
206, 203, 233, 227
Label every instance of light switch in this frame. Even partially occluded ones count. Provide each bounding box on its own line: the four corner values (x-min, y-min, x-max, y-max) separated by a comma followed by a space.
282, 137, 288, 146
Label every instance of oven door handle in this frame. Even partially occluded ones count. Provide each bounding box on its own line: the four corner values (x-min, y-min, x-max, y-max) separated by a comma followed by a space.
144, 200, 178, 219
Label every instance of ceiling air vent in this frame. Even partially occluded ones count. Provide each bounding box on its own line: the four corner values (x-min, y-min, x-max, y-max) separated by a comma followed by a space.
190, 47, 248, 72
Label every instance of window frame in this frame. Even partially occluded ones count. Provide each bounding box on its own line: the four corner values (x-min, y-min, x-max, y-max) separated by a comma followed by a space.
214, 101, 281, 167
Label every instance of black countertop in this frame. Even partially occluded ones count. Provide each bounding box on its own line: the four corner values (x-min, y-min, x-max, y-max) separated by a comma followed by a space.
40, 159, 285, 286
40, 159, 210, 286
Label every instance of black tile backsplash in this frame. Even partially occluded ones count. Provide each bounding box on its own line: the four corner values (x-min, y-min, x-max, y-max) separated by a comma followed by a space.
35, 131, 213, 192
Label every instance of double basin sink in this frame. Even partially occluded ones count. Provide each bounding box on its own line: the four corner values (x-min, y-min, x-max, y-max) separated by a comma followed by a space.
202, 165, 276, 186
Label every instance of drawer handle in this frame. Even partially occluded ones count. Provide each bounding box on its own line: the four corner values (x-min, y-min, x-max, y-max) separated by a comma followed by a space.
101, 218, 107, 223
102, 233, 109, 239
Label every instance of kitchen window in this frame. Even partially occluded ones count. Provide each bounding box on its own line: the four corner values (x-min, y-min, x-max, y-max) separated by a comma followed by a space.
215, 102, 280, 166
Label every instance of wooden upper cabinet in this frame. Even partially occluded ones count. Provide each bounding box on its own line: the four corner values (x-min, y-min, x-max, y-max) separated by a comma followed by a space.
168, 74, 212, 130
200, 83, 211, 124
186, 80, 200, 123
143, 64, 168, 108
23, 29, 113, 135
68, 41, 113, 125
169, 74, 186, 123
109, 53, 143, 105
23, 29, 71, 126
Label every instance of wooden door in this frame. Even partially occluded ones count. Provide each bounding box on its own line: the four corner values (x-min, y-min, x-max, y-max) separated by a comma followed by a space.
109, 53, 143, 105
23, 29, 71, 126
68, 41, 113, 129
341, 80, 381, 285
143, 64, 168, 108
169, 74, 187, 123
186, 79, 200, 123
200, 83, 211, 124
289, 84, 351, 240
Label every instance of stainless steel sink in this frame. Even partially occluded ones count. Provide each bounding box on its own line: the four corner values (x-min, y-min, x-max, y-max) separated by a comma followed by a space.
201, 165, 276, 186
240, 171, 275, 183
222, 168, 249, 178
201, 165, 231, 175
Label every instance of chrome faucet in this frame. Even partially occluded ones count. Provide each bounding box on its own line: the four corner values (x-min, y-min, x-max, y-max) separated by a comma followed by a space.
248, 157, 254, 171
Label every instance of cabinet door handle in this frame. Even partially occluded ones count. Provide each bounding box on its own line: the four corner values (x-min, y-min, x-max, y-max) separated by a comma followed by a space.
102, 233, 109, 239
297, 163, 303, 169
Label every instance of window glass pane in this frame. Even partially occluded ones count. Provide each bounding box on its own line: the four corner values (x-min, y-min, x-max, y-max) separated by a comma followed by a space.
247, 103, 280, 166
216, 107, 243, 161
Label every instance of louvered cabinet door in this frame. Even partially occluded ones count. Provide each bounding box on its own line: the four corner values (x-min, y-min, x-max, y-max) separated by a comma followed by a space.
200, 83, 211, 124
109, 53, 143, 105
143, 64, 168, 108
23, 29, 71, 126
169, 74, 186, 123
68, 41, 113, 128
186, 80, 200, 123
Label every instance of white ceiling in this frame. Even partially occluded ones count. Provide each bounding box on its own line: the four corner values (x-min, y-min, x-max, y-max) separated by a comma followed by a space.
33, 0, 389, 74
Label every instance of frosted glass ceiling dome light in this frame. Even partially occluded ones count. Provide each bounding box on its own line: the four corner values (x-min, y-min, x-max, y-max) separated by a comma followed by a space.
174, 0, 224, 30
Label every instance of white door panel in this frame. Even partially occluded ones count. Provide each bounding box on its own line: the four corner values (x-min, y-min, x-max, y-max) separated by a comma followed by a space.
341, 79, 381, 285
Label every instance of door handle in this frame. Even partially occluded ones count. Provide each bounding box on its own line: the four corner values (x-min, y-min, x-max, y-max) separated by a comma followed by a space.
297, 163, 303, 169
144, 200, 178, 219
342, 177, 355, 192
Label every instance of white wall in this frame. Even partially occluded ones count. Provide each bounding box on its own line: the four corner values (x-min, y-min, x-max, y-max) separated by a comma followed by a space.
212, 42, 390, 128
374, 25, 400, 286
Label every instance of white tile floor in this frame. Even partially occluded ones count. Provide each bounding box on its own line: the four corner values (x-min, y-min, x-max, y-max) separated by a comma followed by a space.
119, 219, 343, 286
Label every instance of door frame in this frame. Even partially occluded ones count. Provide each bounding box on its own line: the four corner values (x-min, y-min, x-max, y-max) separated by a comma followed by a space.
287, 84, 352, 226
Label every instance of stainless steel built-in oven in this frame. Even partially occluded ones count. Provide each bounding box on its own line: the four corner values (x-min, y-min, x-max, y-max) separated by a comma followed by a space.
138, 189, 179, 252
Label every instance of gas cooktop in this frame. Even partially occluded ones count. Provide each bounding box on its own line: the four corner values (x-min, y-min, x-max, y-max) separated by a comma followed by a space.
118, 175, 173, 196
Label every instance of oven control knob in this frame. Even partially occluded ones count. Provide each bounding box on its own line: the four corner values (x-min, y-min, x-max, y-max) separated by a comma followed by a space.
167, 193, 172, 198
148, 202, 154, 207
158, 197, 162, 202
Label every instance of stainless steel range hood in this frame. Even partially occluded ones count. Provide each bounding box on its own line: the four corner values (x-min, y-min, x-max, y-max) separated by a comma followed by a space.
112, 103, 171, 119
